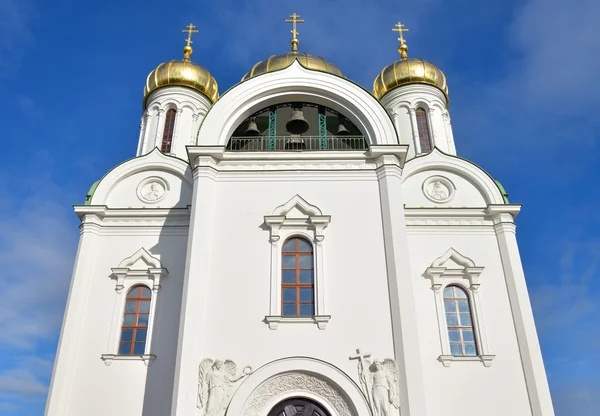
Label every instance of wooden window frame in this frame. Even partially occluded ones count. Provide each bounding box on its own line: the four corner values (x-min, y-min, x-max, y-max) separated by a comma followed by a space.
281, 237, 315, 317
119, 285, 151, 356
443, 285, 477, 357
416, 108, 432, 153
160, 108, 177, 153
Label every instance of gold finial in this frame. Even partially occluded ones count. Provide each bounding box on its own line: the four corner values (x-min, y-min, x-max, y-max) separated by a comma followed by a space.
392, 22, 409, 60
285, 12, 305, 54
182, 23, 199, 61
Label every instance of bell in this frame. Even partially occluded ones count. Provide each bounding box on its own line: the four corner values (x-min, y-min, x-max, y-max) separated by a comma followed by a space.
337, 120, 350, 135
244, 117, 260, 136
286, 106, 310, 135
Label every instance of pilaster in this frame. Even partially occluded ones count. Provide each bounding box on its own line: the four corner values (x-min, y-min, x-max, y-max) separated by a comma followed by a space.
375, 151, 428, 416
45, 216, 101, 416
170, 154, 218, 416
487, 206, 555, 416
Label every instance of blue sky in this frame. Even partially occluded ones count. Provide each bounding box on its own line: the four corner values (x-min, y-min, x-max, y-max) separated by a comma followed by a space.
0, 0, 598, 414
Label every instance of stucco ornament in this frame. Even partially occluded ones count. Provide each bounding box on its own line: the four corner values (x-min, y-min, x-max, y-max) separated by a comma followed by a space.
197, 359, 253, 416
243, 372, 351, 416
350, 350, 399, 416
137, 176, 169, 203
422, 175, 455, 203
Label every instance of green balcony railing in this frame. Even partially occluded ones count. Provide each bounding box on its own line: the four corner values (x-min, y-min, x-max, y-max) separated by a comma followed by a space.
227, 136, 367, 152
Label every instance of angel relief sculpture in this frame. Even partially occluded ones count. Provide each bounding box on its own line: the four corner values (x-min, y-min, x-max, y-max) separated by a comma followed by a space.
350, 349, 400, 416
197, 359, 253, 416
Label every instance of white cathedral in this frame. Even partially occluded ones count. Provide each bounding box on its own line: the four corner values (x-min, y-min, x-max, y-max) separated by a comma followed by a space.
46, 17, 555, 416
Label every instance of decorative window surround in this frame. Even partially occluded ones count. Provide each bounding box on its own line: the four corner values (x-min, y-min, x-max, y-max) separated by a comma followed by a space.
264, 195, 331, 330
103, 248, 168, 365
100, 353, 156, 367
425, 248, 495, 367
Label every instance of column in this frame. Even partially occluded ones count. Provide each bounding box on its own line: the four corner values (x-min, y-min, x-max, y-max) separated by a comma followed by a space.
427, 107, 437, 147
153, 109, 165, 149
170, 108, 184, 156
136, 115, 145, 156
409, 108, 421, 154
139, 112, 153, 155
189, 113, 200, 145
375, 150, 429, 416
45, 216, 101, 416
491, 209, 555, 416
171, 155, 218, 416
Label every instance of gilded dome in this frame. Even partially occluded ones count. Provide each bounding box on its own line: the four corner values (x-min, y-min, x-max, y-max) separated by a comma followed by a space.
143, 46, 218, 105
242, 52, 343, 81
372, 57, 448, 102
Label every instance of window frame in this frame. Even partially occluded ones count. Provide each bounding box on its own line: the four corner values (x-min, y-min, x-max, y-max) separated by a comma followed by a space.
160, 108, 177, 153
281, 236, 315, 317
102, 248, 167, 366
264, 195, 331, 330
119, 285, 152, 356
443, 285, 478, 357
415, 107, 433, 154
425, 248, 494, 367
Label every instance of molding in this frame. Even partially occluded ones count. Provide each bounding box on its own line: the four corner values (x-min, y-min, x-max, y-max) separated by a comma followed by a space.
263, 195, 331, 327
100, 354, 156, 366
264, 315, 331, 330
110, 248, 168, 292
425, 247, 493, 367
437, 354, 495, 367
197, 61, 399, 149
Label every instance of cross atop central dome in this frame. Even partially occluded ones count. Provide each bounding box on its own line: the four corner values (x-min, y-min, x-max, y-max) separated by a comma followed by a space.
241, 12, 343, 81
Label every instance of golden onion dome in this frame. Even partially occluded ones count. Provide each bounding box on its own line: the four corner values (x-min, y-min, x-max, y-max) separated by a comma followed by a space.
242, 52, 343, 81
373, 22, 449, 103
143, 43, 218, 105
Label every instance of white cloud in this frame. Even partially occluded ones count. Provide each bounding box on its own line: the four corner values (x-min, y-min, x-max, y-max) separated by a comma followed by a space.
0, 168, 78, 348
509, 0, 600, 110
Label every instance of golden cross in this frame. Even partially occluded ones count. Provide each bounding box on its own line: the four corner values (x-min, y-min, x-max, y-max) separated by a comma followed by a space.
392, 22, 409, 44
286, 13, 304, 39
285, 13, 304, 53
392, 22, 409, 59
182, 23, 199, 47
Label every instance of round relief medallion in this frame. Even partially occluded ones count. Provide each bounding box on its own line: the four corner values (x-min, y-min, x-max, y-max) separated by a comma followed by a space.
422, 176, 455, 203
137, 177, 168, 204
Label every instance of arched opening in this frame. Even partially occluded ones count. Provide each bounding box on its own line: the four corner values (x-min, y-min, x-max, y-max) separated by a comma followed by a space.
415, 107, 432, 153
160, 108, 177, 153
268, 398, 331, 416
227, 103, 367, 151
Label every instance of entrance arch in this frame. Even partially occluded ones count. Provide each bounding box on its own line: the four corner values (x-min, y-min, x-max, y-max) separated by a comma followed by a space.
268, 398, 331, 416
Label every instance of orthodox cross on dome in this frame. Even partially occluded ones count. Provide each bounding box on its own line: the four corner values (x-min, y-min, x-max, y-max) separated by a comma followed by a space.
285, 12, 304, 54
392, 22, 409, 60
182, 23, 199, 61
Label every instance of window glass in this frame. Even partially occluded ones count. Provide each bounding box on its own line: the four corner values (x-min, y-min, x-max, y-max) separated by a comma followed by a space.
119, 285, 151, 355
281, 237, 315, 317
443, 285, 477, 357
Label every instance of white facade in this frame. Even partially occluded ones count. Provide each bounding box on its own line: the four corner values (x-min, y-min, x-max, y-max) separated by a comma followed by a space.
46, 60, 554, 416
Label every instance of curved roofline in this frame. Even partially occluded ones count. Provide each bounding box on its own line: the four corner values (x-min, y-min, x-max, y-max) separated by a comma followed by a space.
83, 148, 190, 205
196, 60, 398, 144
404, 147, 509, 204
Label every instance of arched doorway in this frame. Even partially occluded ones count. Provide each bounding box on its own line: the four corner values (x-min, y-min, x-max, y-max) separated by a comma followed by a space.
267, 398, 331, 416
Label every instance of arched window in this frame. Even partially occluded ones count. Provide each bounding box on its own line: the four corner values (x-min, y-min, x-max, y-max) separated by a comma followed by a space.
160, 109, 177, 153
444, 285, 477, 356
119, 285, 151, 355
281, 237, 314, 317
415, 108, 432, 153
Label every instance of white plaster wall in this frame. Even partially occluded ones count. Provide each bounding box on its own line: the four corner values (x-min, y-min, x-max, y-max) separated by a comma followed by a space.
105, 170, 193, 209
380, 84, 455, 157
199, 175, 395, 374
203, 174, 393, 368
139, 87, 211, 159
407, 230, 532, 416
402, 169, 488, 208
62, 231, 188, 416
